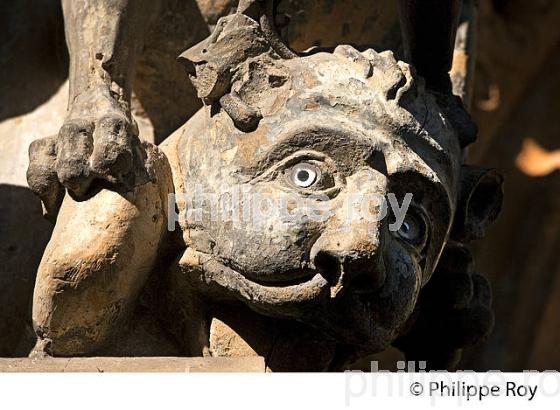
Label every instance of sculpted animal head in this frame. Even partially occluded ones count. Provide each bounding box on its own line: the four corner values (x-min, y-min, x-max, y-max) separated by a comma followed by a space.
166, 0, 502, 358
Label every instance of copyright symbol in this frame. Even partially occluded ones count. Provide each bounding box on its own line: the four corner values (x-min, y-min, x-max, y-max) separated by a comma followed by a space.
410, 382, 423, 396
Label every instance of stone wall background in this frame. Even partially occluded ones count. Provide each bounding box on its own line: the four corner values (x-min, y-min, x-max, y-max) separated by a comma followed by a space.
1, 0, 558, 370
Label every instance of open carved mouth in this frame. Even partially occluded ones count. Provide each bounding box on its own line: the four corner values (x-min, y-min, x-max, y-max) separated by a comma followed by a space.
241, 268, 319, 287
181, 250, 330, 314
228, 263, 364, 299
181, 247, 382, 310
181, 250, 391, 339
243, 262, 381, 297
181, 248, 383, 321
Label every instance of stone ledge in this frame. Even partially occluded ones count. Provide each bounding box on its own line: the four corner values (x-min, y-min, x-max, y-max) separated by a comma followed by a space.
0, 357, 266, 372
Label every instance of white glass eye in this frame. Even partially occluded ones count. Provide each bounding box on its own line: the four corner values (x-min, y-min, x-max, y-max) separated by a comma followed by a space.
290, 163, 319, 188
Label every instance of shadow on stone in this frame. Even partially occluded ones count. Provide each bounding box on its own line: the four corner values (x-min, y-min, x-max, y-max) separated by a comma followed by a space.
0, 0, 68, 122
0, 184, 53, 357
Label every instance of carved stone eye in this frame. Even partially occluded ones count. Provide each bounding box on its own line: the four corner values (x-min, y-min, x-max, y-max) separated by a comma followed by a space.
396, 212, 427, 249
290, 163, 319, 188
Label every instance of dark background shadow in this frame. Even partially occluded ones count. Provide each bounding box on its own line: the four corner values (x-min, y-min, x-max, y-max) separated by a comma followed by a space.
0, 184, 53, 356
0, 0, 68, 122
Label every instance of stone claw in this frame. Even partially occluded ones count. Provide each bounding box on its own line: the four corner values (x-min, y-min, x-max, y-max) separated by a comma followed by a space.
27, 136, 65, 223
27, 107, 150, 220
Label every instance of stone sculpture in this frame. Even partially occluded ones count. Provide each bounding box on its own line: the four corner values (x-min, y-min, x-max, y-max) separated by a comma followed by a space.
25, 0, 502, 371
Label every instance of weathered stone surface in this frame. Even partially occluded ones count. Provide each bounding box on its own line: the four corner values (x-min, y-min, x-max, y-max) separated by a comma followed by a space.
278, 0, 400, 52
5, 0, 560, 373
23, 1, 501, 372
0, 0, 505, 371
0, 357, 265, 372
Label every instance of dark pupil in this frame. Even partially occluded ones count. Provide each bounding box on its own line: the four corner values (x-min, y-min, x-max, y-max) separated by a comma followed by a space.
297, 170, 310, 182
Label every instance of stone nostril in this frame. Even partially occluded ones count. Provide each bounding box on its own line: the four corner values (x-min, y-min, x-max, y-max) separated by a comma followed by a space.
313, 250, 342, 286
313, 248, 387, 292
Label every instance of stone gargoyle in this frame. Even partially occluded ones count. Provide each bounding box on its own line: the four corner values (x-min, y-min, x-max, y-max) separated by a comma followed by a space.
26, 0, 503, 371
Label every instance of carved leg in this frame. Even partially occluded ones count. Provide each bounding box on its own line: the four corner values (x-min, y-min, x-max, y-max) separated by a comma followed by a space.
31, 145, 174, 356
28, 0, 163, 205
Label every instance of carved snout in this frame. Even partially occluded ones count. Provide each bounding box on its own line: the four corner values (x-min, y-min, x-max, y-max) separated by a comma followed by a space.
311, 224, 387, 297
310, 170, 388, 296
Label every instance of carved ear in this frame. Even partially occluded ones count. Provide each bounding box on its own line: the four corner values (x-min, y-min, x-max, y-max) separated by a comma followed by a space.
451, 166, 504, 242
